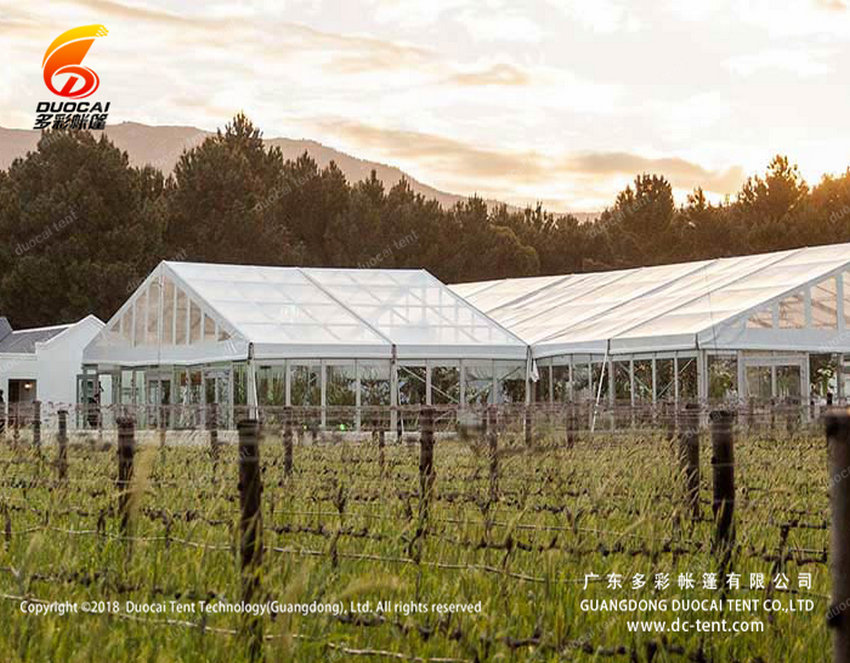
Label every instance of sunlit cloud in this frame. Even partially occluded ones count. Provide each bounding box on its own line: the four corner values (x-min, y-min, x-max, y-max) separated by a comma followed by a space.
725, 47, 835, 77
0, 0, 849, 212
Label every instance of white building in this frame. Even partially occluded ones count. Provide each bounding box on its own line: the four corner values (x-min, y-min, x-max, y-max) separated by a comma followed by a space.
0, 315, 104, 426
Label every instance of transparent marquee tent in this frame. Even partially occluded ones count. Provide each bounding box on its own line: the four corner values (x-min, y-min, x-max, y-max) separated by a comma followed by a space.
451, 243, 850, 410
82, 262, 530, 429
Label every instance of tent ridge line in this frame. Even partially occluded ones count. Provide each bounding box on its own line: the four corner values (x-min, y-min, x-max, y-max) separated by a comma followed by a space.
418, 269, 529, 351
296, 267, 395, 350
484, 272, 581, 316
532, 257, 722, 345
602, 245, 810, 346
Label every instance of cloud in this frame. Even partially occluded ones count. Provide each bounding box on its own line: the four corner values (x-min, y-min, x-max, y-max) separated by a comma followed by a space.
448, 63, 531, 86
564, 152, 745, 194
725, 47, 835, 77
319, 120, 746, 199
67, 0, 200, 27
318, 120, 548, 182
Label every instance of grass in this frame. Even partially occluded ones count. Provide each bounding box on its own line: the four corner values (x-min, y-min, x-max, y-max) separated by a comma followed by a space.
0, 422, 831, 662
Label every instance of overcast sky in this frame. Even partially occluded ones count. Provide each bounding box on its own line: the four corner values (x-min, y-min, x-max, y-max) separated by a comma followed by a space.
2, 0, 850, 211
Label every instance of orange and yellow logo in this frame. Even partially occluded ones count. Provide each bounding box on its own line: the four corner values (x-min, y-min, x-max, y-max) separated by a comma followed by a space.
42, 24, 108, 99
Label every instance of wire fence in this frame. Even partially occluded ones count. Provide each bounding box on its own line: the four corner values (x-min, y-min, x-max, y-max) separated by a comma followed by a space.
0, 402, 843, 661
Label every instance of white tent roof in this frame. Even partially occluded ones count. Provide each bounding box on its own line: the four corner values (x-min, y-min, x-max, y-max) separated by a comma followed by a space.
84, 262, 528, 366
451, 243, 850, 357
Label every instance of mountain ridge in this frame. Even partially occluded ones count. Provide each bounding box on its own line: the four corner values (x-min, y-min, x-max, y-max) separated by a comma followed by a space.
0, 121, 597, 220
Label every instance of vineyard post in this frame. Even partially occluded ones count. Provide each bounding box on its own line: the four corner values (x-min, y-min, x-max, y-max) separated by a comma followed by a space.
680, 402, 700, 521
826, 410, 850, 663
488, 405, 499, 503
665, 401, 676, 443
567, 404, 577, 448
12, 403, 19, 447
159, 404, 167, 450
419, 406, 435, 503
238, 418, 263, 659
32, 400, 41, 449
57, 409, 68, 481
710, 410, 735, 566
283, 406, 293, 476
208, 402, 219, 460
117, 417, 135, 536
378, 410, 386, 476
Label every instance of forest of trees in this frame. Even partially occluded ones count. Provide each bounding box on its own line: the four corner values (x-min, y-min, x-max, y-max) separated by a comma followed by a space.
2, 113, 850, 328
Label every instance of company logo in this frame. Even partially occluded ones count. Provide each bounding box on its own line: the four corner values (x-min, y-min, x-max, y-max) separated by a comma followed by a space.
42, 24, 107, 99
33, 25, 112, 130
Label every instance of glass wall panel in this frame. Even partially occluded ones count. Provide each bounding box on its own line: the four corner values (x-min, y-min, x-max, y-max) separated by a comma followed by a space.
399, 365, 427, 405
747, 308, 773, 329
120, 309, 133, 343
572, 363, 591, 401
613, 362, 631, 402
552, 363, 570, 403
633, 360, 653, 402
203, 314, 216, 342
175, 290, 188, 345
812, 277, 838, 329
678, 357, 698, 401
656, 359, 674, 401
257, 365, 285, 406
359, 362, 390, 406
162, 277, 175, 344
189, 301, 202, 344
146, 281, 161, 345
496, 360, 525, 403
746, 366, 771, 399
327, 363, 356, 429
432, 365, 460, 405
291, 364, 321, 406
133, 297, 145, 347
777, 366, 801, 398
708, 355, 737, 400
778, 292, 805, 328
464, 362, 493, 406
844, 272, 850, 328
590, 362, 608, 401
534, 360, 551, 403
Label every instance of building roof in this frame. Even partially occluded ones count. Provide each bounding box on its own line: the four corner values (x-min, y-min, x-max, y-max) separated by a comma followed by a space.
451, 243, 850, 357
0, 322, 72, 354
84, 262, 529, 365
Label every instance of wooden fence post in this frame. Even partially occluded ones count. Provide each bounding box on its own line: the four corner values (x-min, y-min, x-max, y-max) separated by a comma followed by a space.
57, 409, 68, 481
208, 402, 219, 460
237, 418, 263, 659
12, 403, 19, 447
419, 407, 435, 502
680, 403, 700, 521
117, 417, 135, 536
159, 403, 167, 450
710, 410, 735, 566
567, 404, 577, 448
827, 411, 850, 663
488, 406, 499, 503
283, 406, 293, 476
32, 401, 41, 449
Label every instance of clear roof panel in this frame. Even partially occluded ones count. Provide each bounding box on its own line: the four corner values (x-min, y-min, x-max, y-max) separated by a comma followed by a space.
452, 243, 850, 353
168, 263, 391, 349
165, 263, 526, 358
301, 268, 525, 350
